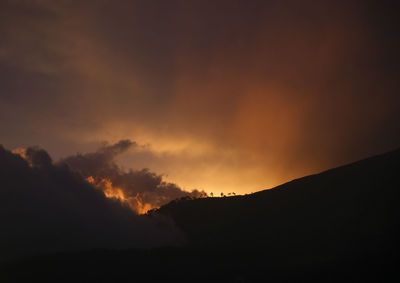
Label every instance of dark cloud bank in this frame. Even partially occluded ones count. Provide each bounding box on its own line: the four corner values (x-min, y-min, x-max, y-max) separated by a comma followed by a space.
0, 141, 206, 261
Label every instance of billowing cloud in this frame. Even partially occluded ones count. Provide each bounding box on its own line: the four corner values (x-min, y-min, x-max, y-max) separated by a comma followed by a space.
59, 140, 207, 213
0, 144, 183, 261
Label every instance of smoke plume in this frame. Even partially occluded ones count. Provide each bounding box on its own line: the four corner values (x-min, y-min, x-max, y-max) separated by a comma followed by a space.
0, 144, 184, 261
59, 140, 207, 214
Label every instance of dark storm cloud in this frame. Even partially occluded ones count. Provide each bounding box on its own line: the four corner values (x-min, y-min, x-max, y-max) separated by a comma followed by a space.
0, 145, 183, 261
59, 140, 207, 211
59, 140, 137, 178
1, 0, 399, 194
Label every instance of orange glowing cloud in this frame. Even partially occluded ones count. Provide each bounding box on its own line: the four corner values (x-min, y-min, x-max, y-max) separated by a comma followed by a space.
11, 147, 28, 161
86, 176, 155, 214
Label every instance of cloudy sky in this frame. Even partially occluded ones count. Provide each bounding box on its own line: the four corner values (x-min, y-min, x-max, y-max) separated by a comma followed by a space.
1, 0, 399, 195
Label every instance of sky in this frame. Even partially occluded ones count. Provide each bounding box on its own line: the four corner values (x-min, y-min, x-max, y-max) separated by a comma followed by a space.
1, 0, 399, 195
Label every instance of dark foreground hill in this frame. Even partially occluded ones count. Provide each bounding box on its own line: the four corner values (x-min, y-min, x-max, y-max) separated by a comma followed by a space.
156, 148, 400, 260
2, 148, 400, 282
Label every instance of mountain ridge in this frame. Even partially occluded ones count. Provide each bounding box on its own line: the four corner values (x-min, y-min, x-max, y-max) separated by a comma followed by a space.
154, 147, 400, 264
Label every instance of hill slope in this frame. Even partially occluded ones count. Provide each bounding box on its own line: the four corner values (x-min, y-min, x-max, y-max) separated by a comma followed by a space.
156, 148, 400, 263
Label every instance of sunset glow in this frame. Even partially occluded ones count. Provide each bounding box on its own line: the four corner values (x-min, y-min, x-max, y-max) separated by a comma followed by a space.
1, 0, 399, 196
1, 1, 400, 280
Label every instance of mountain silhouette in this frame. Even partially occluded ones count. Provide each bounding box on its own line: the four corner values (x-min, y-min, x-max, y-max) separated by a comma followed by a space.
156, 148, 400, 259
2, 148, 400, 282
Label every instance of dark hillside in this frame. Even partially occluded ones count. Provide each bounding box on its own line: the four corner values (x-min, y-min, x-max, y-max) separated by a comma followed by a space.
155, 148, 400, 265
